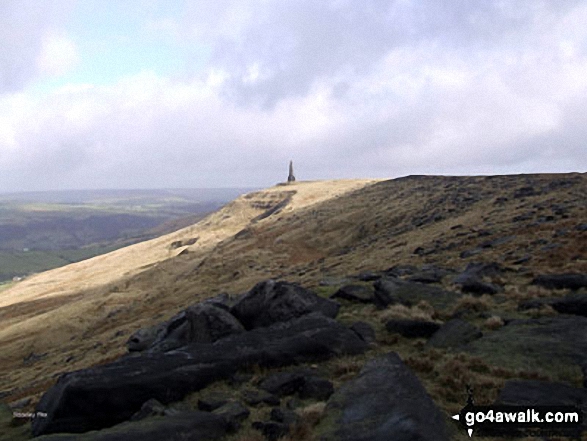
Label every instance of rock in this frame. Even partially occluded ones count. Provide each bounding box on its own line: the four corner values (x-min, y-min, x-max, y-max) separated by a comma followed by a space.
384, 265, 418, 277
576, 223, 587, 232
252, 421, 289, 441
550, 293, 587, 317
330, 284, 374, 303
213, 401, 250, 432
259, 372, 306, 397
350, 321, 376, 344
33, 314, 367, 436
270, 408, 299, 425
357, 271, 381, 282
127, 311, 188, 353
299, 377, 334, 401
385, 319, 441, 338
241, 389, 280, 407
35, 411, 229, 441
454, 262, 502, 283
185, 303, 245, 344
458, 277, 500, 295
513, 186, 539, 198
517, 297, 554, 311
407, 272, 443, 284
231, 280, 340, 330
197, 392, 231, 412
373, 278, 461, 311
319, 352, 449, 441
427, 319, 482, 348
532, 274, 587, 291
464, 316, 587, 375
129, 399, 168, 421
460, 248, 484, 259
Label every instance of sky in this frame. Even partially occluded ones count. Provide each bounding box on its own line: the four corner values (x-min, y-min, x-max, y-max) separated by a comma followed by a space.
1, 0, 586, 192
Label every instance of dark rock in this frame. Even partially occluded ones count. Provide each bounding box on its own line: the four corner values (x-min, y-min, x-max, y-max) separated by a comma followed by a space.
270, 408, 299, 425
532, 274, 587, 291
127, 311, 188, 353
374, 278, 461, 311
33, 314, 367, 436
407, 272, 442, 284
457, 262, 503, 280
330, 284, 374, 303
129, 399, 168, 421
384, 264, 418, 277
231, 280, 340, 330
259, 372, 306, 397
213, 401, 250, 432
299, 377, 334, 401
576, 223, 587, 232
517, 298, 554, 311
459, 277, 500, 295
427, 319, 482, 348
551, 293, 587, 317
513, 255, 531, 265
350, 321, 376, 344
480, 236, 514, 248
385, 319, 441, 338
513, 186, 540, 198
357, 271, 381, 282
197, 392, 231, 412
241, 390, 280, 407
35, 411, 229, 441
252, 421, 289, 441
460, 248, 484, 259
319, 352, 449, 441
185, 303, 245, 344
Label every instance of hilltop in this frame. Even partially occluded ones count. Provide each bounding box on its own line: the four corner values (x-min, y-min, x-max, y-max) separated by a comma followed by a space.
1, 173, 586, 440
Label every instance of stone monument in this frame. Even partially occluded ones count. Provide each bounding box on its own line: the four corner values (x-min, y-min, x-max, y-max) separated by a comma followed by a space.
287, 160, 296, 183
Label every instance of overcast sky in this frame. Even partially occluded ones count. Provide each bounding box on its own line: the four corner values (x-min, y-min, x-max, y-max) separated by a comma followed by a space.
1, 0, 586, 191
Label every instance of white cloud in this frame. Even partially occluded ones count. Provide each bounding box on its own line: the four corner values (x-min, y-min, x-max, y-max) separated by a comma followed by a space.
37, 33, 78, 77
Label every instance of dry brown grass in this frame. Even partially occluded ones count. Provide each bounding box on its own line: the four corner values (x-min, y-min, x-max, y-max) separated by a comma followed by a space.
451, 294, 493, 315
483, 315, 504, 330
377, 300, 439, 323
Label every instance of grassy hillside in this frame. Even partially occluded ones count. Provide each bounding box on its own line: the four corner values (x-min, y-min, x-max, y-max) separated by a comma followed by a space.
0, 174, 586, 440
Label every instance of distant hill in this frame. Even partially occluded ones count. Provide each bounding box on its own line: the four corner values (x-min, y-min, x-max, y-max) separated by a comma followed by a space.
0, 174, 586, 440
0, 188, 253, 282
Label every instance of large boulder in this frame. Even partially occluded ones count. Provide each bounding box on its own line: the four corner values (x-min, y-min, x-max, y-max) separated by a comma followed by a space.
33, 314, 367, 436
330, 284, 375, 303
185, 303, 245, 344
230, 280, 340, 329
319, 352, 449, 441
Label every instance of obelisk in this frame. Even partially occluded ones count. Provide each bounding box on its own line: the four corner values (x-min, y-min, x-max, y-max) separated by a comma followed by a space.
287, 160, 296, 183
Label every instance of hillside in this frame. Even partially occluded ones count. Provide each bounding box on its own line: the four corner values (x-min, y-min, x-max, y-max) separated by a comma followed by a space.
1, 173, 586, 440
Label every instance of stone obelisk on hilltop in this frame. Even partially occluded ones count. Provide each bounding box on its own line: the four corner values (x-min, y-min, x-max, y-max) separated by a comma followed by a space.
287, 160, 296, 183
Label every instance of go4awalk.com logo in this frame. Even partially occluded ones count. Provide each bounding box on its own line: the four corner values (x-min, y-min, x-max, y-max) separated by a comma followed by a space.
452, 386, 583, 437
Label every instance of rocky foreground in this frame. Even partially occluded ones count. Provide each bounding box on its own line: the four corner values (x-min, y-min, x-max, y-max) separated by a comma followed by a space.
16, 267, 587, 440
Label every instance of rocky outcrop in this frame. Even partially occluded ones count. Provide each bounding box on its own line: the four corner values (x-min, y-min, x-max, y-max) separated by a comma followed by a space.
230, 279, 340, 330
319, 352, 449, 441
331, 284, 374, 303
33, 313, 367, 436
